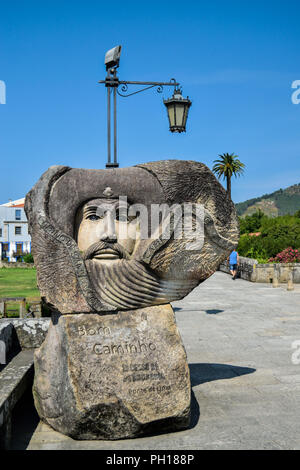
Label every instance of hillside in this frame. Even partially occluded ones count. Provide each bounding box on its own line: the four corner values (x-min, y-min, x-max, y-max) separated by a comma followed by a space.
236, 183, 300, 217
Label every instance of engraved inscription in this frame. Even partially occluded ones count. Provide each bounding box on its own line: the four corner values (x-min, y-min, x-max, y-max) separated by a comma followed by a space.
78, 325, 111, 336
122, 361, 158, 372
93, 340, 156, 355
129, 385, 171, 395
122, 361, 165, 383
123, 371, 165, 383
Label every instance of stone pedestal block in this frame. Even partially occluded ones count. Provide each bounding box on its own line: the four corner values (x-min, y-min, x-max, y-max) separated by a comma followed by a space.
33, 304, 191, 440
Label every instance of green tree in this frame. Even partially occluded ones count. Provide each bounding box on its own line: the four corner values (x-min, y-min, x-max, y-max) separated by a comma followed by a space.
212, 152, 245, 199
294, 209, 300, 218
239, 210, 267, 234
237, 213, 300, 260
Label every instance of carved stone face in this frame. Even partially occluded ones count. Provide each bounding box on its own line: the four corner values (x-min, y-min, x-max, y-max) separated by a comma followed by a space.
25, 161, 240, 314
75, 198, 139, 265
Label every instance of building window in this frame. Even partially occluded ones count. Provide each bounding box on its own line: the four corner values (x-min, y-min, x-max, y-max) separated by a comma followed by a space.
15, 209, 21, 221
15, 226, 21, 235
0, 228, 2, 237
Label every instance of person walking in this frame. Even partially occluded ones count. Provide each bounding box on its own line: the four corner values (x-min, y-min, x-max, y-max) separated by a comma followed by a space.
228, 248, 239, 280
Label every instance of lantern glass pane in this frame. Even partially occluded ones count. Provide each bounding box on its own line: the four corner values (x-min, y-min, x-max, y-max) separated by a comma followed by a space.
167, 104, 176, 127
183, 106, 189, 127
175, 103, 185, 127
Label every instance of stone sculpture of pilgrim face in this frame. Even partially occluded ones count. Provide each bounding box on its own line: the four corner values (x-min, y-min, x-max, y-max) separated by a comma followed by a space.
24, 160, 240, 314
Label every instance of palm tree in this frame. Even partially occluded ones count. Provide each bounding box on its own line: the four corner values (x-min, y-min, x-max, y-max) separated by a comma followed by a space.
212, 153, 245, 199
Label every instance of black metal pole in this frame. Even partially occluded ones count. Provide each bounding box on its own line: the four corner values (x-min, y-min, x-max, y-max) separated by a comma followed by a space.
107, 86, 111, 167
99, 77, 181, 168
113, 86, 117, 166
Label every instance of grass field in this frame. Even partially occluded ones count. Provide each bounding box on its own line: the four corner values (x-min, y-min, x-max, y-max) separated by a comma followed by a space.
0, 268, 40, 299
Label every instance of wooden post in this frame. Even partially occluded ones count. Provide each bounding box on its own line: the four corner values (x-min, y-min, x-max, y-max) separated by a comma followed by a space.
3, 301, 7, 318
19, 299, 26, 318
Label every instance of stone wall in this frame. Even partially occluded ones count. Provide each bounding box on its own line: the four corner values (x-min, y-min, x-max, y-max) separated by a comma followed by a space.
0, 261, 35, 269
219, 256, 300, 283
0, 318, 50, 449
0, 319, 50, 351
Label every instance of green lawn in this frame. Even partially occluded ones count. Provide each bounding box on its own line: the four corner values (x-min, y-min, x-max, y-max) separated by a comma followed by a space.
0, 268, 40, 299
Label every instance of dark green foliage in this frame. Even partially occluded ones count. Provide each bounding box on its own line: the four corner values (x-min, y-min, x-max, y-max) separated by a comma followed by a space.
276, 194, 300, 216
22, 253, 34, 263
294, 209, 300, 218
239, 209, 266, 234
237, 211, 300, 261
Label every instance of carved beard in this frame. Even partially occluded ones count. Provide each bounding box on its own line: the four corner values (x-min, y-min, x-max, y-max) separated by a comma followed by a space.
84, 258, 198, 310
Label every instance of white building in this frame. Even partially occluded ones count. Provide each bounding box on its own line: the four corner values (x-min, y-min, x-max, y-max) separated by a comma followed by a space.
0, 198, 31, 262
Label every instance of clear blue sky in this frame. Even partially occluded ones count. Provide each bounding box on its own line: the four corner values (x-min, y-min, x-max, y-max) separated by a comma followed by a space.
0, 0, 299, 204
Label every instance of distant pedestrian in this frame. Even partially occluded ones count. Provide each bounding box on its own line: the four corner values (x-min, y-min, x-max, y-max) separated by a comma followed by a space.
228, 248, 239, 280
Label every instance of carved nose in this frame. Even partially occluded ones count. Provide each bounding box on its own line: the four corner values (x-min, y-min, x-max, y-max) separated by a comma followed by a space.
100, 212, 117, 242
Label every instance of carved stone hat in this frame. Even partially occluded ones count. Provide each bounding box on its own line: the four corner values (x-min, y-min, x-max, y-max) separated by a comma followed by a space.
47, 165, 166, 238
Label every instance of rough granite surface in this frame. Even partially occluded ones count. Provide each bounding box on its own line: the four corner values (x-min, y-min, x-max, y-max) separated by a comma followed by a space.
33, 305, 191, 440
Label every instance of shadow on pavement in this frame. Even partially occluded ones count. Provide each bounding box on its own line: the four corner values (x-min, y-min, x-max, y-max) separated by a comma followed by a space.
190, 390, 200, 429
188, 363, 256, 428
173, 307, 224, 315
205, 309, 224, 315
189, 363, 256, 387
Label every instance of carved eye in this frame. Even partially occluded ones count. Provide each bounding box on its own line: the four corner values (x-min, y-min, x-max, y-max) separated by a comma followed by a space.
115, 210, 129, 222
87, 214, 100, 221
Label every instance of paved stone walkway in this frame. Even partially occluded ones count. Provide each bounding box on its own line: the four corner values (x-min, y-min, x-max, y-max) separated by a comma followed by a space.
20, 272, 300, 449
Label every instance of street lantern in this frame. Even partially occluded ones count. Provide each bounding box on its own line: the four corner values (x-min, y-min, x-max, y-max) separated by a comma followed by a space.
98, 46, 192, 168
164, 89, 192, 133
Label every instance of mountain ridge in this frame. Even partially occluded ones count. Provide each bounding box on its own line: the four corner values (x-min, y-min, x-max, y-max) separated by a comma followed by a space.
235, 183, 300, 217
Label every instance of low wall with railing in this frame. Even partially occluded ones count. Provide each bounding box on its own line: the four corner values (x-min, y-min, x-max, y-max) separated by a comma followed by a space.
0, 299, 42, 319
219, 256, 300, 283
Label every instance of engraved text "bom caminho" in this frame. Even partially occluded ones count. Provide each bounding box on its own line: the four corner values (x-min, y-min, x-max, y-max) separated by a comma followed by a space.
93, 340, 156, 356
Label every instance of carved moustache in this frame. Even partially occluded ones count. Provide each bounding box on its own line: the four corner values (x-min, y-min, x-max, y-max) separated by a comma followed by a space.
83, 241, 131, 261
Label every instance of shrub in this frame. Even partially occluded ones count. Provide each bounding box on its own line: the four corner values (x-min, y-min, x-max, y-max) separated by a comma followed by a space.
22, 253, 34, 263
269, 247, 300, 263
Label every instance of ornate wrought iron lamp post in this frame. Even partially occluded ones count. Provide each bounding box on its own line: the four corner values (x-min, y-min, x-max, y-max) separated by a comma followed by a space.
98, 45, 192, 168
